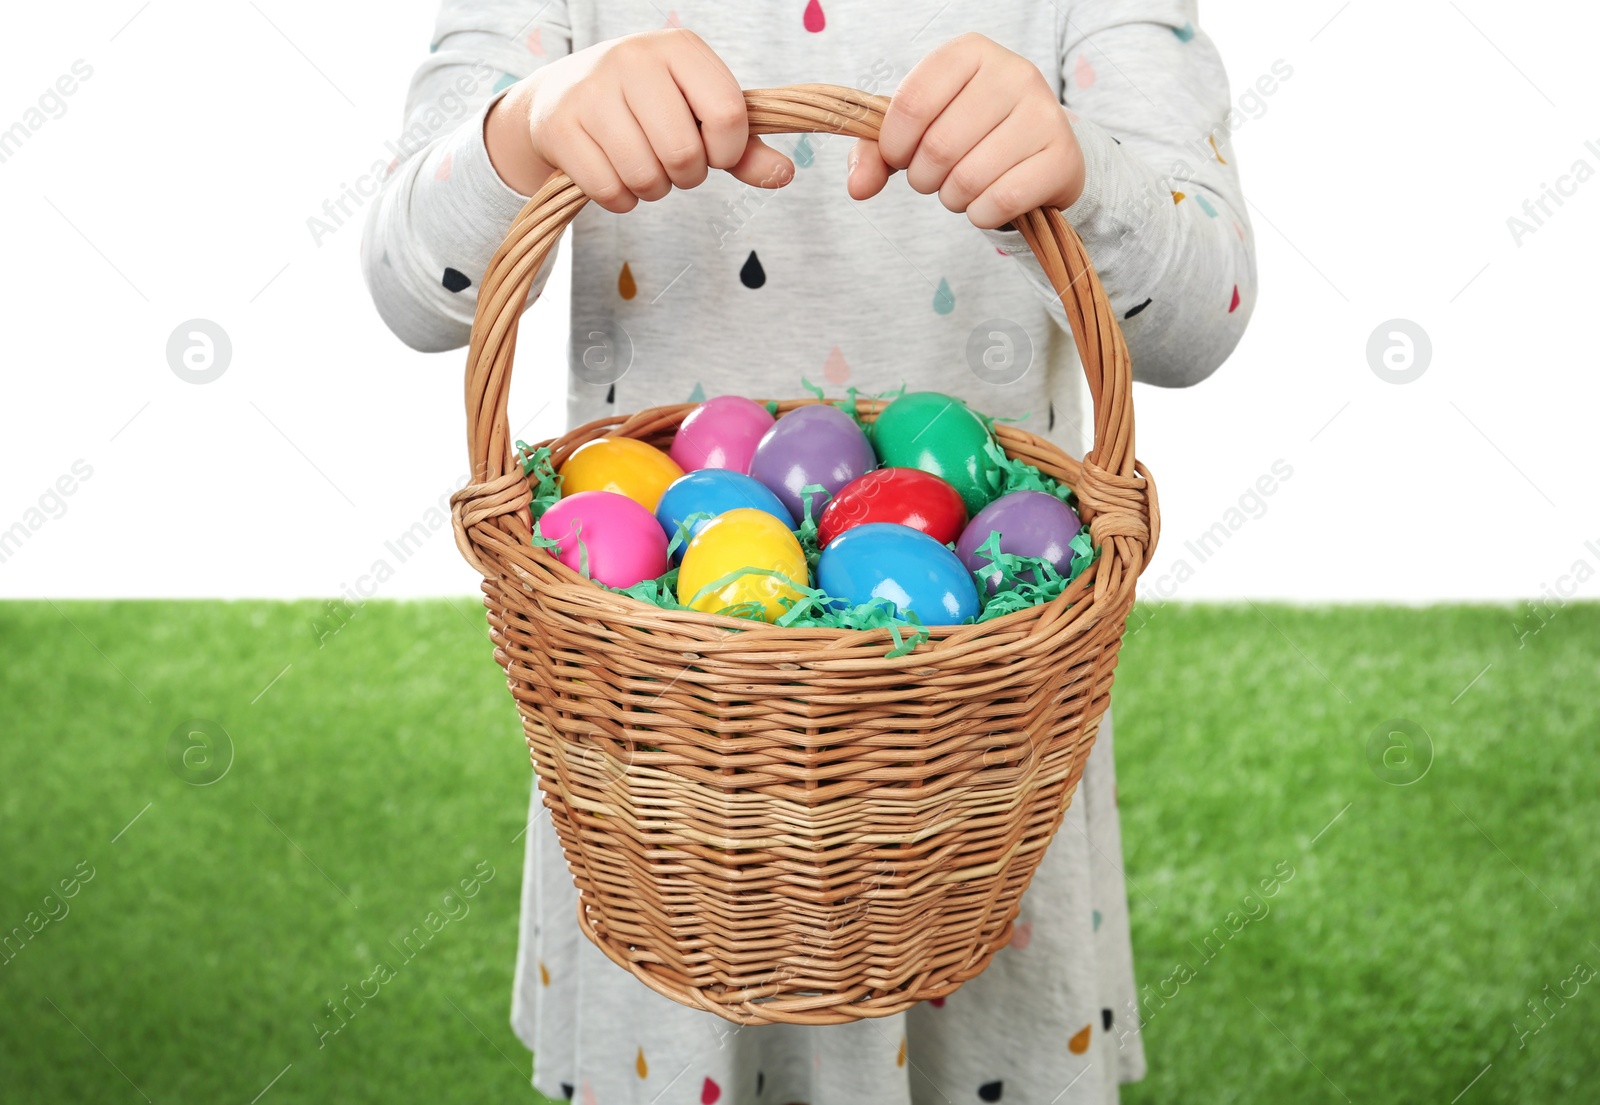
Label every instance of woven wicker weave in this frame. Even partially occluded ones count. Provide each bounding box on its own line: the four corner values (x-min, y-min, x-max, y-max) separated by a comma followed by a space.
450, 85, 1159, 1025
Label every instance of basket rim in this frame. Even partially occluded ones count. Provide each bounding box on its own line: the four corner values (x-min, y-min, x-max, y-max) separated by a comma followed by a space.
507, 394, 1107, 648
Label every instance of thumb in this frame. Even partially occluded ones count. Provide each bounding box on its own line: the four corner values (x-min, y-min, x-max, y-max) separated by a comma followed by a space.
726, 136, 794, 189
846, 138, 892, 201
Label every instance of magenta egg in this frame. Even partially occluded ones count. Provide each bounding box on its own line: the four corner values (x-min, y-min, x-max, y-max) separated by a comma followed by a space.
669, 395, 776, 474
536, 490, 668, 588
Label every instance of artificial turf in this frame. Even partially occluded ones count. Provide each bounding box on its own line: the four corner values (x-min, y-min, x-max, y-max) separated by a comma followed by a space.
1, 599, 1595, 1104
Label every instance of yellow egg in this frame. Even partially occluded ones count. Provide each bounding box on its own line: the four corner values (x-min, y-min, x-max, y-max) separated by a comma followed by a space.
559, 437, 684, 512
676, 508, 808, 623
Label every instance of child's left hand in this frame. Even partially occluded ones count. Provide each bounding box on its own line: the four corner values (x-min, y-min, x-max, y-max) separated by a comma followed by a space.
847, 33, 1086, 230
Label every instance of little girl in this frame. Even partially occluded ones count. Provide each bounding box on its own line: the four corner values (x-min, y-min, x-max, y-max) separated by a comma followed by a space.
364, 3, 1253, 1102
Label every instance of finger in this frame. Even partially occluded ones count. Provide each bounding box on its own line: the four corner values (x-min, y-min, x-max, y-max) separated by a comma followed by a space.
937, 111, 1048, 216
877, 44, 983, 169
904, 78, 1013, 196
727, 135, 795, 189
966, 149, 1060, 230
846, 138, 893, 201
624, 68, 709, 190
588, 95, 672, 202
666, 37, 749, 169
563, 120, 639, 213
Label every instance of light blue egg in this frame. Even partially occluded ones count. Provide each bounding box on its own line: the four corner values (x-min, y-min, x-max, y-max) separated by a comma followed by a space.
656, 469, 797, 560
816, 522, 980, 626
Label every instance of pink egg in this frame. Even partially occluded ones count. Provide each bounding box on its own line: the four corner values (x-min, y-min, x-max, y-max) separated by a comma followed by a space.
670, 395, 776, 474
536, 490, 668, 587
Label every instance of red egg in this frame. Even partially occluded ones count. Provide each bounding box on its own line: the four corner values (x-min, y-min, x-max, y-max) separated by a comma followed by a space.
816, 467, 969, 548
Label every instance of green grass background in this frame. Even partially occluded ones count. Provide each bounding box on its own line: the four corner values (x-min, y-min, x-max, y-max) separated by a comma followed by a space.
1, 599, 1596, 1104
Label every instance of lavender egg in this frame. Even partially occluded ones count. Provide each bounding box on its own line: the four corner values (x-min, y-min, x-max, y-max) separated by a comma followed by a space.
748, 404, 877, 524
955, 490, 1083, 593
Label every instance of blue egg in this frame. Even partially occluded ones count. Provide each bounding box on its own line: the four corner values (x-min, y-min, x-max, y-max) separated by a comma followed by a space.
816, 522, 980, 626
655, 469, 797, 560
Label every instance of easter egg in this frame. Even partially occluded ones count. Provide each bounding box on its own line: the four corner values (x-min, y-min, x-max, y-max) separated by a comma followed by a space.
656, 469, 796, 559
669, 395, 776, 474
748, 403, 877, 524
676, 508, 809, 623
817, 467, 968, 549
868, 391, 1002, 516
955, 490, 1084, 593
816, 522, 980, 626
559, 437, 684, 511
536, 490, 668, 588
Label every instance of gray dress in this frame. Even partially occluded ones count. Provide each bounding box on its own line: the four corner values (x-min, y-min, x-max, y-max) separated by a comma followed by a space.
362, 3, 1255, 1100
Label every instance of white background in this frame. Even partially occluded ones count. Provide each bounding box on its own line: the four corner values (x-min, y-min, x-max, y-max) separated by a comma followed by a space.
0, 1, 1595, 603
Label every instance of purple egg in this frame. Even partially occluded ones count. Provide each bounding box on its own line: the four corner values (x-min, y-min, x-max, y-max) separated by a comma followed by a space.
748, 404, 877, 524
955, 490, 1083, 593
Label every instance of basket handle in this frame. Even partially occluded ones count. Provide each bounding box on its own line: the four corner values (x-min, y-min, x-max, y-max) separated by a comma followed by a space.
459, 84, 1153, 587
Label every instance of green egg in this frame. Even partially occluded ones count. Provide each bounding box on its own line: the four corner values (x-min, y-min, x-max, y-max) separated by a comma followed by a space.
869, 391, 1001, 516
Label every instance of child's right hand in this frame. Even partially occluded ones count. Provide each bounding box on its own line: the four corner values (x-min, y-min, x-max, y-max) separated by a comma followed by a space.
486, 29, 795, 211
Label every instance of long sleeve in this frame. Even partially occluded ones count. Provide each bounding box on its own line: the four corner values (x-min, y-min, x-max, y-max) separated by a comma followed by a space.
983, 0, 1256, 388
361, 0, 573, 353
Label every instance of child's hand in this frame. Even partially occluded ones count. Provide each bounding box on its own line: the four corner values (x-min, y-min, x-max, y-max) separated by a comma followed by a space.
486, 29, 795, 211
847, 33, 1085, 230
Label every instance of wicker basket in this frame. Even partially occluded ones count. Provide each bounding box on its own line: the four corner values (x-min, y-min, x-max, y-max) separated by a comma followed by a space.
450, 85, 1159, 1025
